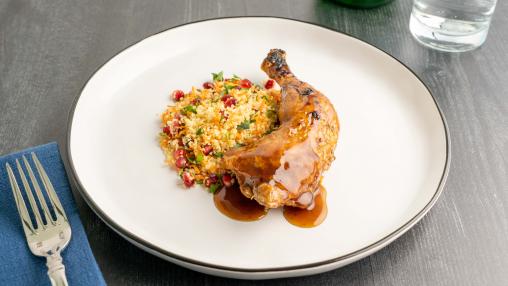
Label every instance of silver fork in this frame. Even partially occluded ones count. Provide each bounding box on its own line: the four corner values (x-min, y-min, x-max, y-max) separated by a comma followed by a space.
6, 153, 71, 286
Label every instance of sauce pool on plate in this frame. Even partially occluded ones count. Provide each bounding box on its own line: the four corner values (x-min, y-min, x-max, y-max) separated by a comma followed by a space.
213, 184, 268, 221
283, 186, 327, 228
213, 183, 327, 227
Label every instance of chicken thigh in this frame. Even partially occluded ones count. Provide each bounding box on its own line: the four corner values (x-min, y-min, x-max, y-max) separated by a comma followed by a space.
224, 49, 339, 209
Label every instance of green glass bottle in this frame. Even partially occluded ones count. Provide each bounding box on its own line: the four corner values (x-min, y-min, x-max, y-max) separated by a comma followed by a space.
334, 0, 394, 8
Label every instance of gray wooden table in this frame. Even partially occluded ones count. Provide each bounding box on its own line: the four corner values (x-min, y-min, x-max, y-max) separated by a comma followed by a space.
1, 0, 507, 285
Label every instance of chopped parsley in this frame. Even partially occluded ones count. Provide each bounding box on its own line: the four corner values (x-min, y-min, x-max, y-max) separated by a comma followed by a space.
181, 105, 197, 114
213, 152, 224, 158
196, 128, 204, 135
224, 84, 234, 95
266, 109, 277, 119
187, 153, 203, 165
209, 183, 221, 194
212, 71, 224, 81
232, 74, 241, 80
237, 119, 251, 130
188, 153, 204, 165
235, 142, 246, 148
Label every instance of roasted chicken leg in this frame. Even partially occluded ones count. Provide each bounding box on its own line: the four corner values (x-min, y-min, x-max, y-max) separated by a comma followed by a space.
224, 49, 339, 209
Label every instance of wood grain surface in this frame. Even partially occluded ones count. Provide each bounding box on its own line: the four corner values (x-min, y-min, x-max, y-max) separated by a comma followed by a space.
1, 0, 507, 285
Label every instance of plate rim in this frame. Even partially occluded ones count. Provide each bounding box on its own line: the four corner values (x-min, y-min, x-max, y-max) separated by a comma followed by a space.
66, 16, 451, 273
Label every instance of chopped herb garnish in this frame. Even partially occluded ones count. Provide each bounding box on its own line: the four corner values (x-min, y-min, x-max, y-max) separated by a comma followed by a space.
212, 71, 224, 81
235, 143, 246, 148
187, 154, 203, 164
224, 84, 233, 95
196, 180, 203, 185
262, 95, 269, 101
213, 152, 224, 158
196, 128, 204, 135
237, 119, 251, 130
181, 105, 197, 114
266, 109, 277, 119
209, 183, 221, 194
232, 74, 241, 80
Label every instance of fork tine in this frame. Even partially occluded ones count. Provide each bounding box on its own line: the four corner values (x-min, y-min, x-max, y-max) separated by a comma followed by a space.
15, 159, 45, 230
23, 156, 55, 225
6, 163, 36, 234
31, 153, 68, 221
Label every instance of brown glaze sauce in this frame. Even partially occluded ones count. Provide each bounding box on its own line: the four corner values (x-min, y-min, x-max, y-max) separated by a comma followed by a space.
214, 183, 327, 228
223, 95, 322, 209
283, 186, 327, 228
213, 184, 268, 221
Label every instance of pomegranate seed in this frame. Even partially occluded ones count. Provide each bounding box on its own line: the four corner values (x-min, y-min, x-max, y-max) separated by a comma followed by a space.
162, 126, 171, 135
240, 79, 252, 89
178, 139, 184, 147
175, 157, 188, 168
203, 82, 213, 89
182, 171, 195, 187
172, 90, 185, 101
203, 145, 213, 155
265, 79, 274, 89
173, 149, 185, 159
224, 97, 237, 107
204, 173, 219, 187
169, 121, 180, 136
221, 94, 231, 102
222, 174, 234, 187
209, 174, 219, 184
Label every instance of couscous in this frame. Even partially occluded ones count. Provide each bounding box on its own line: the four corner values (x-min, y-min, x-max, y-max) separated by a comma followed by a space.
159, 72, 280, 192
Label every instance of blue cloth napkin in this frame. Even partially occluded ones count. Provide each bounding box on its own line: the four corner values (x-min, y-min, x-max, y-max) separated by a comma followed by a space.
0, 142, 106, 286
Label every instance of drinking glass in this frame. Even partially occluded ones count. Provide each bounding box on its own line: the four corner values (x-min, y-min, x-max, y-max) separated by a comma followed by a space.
409, 0, 498, 52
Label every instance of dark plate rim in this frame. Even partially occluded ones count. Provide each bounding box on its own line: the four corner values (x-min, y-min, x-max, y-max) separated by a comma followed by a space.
66, 16, 451, 273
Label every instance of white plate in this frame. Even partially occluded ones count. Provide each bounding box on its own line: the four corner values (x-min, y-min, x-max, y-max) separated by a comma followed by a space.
67, 17, 449, 279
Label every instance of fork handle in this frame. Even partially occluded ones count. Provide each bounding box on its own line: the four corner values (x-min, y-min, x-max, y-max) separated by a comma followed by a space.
46, 253, 68, 286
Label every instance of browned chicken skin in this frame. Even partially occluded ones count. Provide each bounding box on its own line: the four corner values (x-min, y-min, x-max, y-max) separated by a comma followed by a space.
224, 49, 339, 209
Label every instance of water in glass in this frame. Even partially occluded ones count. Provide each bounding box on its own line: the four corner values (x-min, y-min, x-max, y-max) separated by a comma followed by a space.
409, 0, 497, 52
